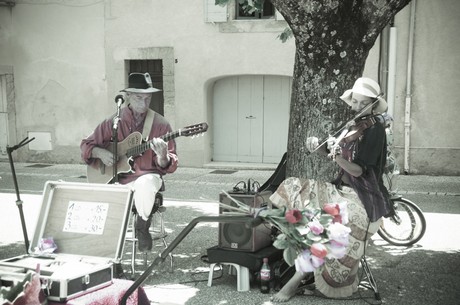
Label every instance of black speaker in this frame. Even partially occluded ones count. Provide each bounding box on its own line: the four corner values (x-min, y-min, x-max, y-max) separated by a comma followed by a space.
218, 191, 273, 252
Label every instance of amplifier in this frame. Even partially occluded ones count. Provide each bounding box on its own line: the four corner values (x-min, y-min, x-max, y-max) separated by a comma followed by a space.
218, 191, 273, 252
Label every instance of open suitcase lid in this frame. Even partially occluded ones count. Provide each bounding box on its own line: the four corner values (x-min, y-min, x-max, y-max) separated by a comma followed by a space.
30, 181, 134, 262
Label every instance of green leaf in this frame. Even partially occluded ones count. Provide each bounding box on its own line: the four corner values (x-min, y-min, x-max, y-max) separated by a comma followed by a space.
319, 215, 333, 225
215, 0, 230, 6
273, 239, 290, 249
307, 231, 323, 242
283, 246, 298, 266
276, 233, 287, 240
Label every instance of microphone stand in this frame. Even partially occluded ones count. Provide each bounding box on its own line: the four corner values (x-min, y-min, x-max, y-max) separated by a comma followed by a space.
111, 96, 124, 184
6, 137, 35, 254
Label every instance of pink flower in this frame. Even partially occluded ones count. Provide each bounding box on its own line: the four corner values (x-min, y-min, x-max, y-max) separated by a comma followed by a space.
333, 214, 342, 224
308, 219, 324, 235
323, 203, 340, 216
324, 202, 349, 224
310, 243, 328, 259
285, 209, 302, 224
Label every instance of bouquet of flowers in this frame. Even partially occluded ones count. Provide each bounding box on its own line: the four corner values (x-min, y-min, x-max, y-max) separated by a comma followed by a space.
221, 191, 351, 273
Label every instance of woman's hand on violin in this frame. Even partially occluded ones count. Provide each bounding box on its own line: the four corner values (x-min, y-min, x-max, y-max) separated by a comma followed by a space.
327, 144, 341, 161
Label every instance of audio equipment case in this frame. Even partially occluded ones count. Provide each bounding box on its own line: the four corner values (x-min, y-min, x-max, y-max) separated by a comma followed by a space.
218, 190, 273, 252
0, 181, 134, 302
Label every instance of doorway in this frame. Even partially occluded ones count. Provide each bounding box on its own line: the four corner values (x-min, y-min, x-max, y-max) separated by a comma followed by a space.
129, 60, 164, 115
212, 75, 291, 163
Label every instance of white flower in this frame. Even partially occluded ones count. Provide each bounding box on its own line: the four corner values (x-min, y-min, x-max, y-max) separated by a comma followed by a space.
327, 222, 351, 246
337, 201, 349, 225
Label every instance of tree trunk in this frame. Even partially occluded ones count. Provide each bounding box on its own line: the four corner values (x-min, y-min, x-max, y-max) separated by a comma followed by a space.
271, 0, 411, 180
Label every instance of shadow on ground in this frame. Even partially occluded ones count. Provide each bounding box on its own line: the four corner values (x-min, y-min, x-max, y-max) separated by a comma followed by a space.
1, 202, 459, 305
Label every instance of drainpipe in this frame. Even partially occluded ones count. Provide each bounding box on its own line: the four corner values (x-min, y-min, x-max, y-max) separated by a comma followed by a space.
387, 25, 397, 117
379, 19, 396, 117
403, 0, 416, 174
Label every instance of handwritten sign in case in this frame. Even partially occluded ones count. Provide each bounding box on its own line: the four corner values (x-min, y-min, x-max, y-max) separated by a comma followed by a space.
63, 201, 109, 235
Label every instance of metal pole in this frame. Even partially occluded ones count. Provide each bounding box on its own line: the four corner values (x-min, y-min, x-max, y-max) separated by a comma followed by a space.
120, 215, 263, 305
6, 137, 35, 253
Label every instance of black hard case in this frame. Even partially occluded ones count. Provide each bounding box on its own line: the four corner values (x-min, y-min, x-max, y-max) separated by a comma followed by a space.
0, 181, 134, 302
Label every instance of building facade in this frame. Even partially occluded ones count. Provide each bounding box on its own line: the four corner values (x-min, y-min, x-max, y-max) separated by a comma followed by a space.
0, 0, 459, 175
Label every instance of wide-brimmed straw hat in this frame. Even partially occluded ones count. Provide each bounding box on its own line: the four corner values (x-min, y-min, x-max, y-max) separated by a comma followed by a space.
339, 77, 388, 113
122, 72, 161, 93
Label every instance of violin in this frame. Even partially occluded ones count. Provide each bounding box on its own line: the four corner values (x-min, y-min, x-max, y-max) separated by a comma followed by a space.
327, 115, 377, 159
341, 115, 377, 143
311, 98, 381, 155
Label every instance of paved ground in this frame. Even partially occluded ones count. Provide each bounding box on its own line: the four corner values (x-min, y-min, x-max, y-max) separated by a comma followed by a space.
0, 161, 459, 305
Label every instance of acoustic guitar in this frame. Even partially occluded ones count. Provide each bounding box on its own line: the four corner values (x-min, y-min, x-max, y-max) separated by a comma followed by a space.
87, 122, 208, 184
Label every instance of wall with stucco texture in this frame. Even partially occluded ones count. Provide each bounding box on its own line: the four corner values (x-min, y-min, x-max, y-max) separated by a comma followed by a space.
389, 1, 460, 175
3, 1, 106, 163
102, 0, 297, 166
0, 8, 13, 66
0, 0, 458, 174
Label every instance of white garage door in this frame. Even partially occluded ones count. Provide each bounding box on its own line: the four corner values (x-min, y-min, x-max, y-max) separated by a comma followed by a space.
213, 75, 291, 163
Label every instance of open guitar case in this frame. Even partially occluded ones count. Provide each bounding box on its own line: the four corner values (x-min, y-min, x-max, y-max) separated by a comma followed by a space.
259, 152, 287, 193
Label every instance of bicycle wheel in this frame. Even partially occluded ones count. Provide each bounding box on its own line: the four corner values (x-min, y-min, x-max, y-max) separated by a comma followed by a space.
377, 197, 426, 246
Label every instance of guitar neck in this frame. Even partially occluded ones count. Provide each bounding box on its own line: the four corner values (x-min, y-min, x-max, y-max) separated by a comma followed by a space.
126, 130, 181, 158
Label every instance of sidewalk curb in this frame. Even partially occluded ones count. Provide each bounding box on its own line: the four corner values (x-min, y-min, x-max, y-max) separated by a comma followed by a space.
401, 190, 460, 196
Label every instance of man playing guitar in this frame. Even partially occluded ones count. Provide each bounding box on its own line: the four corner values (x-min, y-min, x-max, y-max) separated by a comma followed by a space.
80, 72, 178, 252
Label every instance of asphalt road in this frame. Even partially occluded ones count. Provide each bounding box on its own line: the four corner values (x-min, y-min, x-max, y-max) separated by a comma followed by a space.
0, 161, 459, 305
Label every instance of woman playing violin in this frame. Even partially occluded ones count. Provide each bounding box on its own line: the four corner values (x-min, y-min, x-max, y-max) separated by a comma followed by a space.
323, 77, 393, 221
272, 77, 392, 302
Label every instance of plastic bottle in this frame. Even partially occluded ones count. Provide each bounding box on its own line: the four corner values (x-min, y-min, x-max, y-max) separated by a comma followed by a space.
260, 257, 270, 294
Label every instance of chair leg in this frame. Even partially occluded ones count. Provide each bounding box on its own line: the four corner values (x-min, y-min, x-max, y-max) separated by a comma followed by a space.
360, 256, 381, 300
207, 263, 217, 287
131, 213, 137, 276
128, 197, 174, 275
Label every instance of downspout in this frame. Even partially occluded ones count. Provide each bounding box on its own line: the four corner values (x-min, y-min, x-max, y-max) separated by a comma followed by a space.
403, 0, 416, 174
387, 24, 397, 117
379, 20, 396, 117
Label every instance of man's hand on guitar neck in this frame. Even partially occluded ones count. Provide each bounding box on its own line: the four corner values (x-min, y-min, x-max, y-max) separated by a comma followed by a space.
91, 147, 115, 166
150, 138, 170, 168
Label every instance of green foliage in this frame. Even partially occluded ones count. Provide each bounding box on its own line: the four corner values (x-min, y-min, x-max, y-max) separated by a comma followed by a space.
273, 234, 289, 249
215, 0, 230, 6
283, 245, 298, 266
215, 0, 263, 13
278, 28, 293, 43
